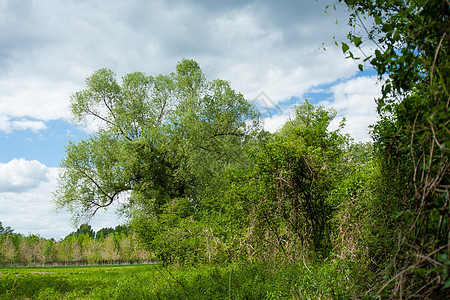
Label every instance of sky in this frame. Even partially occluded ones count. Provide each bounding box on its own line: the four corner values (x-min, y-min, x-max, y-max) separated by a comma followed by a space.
0, 0, 381, 239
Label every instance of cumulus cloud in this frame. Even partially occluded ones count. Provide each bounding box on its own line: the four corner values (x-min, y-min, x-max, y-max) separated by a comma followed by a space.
262, 113, 290, 133
204, 1, 356, 104
0, 117, 47, 133
0, 0, 356, 133
0, 164, 122, 239
326, 76, 381, 141
11, 119, 47, 132
0, 158, 48, 192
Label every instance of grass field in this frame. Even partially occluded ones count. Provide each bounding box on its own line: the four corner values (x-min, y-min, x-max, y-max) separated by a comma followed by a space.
0, 264, 167, 299
0, 264, 229, 299
0, 261, 357, 299
0, 263, 285, 299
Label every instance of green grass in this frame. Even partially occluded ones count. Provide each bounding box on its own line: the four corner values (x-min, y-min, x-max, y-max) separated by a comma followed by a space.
0, 264, 165, 299
0, 261, 362, 299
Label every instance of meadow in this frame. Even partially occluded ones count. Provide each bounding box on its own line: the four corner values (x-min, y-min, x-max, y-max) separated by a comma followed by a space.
0, 264, 188, 299
0, 261, 356, 299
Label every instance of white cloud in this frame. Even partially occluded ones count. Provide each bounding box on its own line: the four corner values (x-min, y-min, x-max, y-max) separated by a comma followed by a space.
0, 77, 75, 120
0, 158, 48, 192
0, 115, 10, 132
262, 113, 290, 133
326, 76, 381, 142
0, 117, 47, 133
0, 163, 123, 239
0, 0, 355, 133
205, 3, 356, 104
11, 119, 47, 132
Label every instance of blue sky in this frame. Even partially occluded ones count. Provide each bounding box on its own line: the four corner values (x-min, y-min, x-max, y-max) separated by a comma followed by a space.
0, 0, 381, 239
0, 120, 87, 167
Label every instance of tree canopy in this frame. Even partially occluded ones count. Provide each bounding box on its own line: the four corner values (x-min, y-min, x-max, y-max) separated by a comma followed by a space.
55, 59, 260, 223
0, 221, 13, 235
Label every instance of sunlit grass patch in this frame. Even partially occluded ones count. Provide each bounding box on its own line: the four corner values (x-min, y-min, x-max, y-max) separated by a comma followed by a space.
0, 261, 364, 299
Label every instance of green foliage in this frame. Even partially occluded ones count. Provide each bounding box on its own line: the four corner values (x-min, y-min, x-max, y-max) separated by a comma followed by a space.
0, 222, 13, 235
222, 101, 349, 261
338, 0, 449, 297
0, 228, 150, 267
329, 156, 402, 276
132, 197, 232, 266
55, 58, 260, 226
95, 227, 115, 240
49, 39, 446, 298
66, 223, 95, 239
0, 262, 368, 299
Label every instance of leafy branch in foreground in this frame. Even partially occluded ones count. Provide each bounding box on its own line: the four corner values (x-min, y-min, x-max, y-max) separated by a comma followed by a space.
338, 0, 449, 297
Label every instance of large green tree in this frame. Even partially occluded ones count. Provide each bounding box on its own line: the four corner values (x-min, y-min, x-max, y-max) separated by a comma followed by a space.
55, 59, 260, 224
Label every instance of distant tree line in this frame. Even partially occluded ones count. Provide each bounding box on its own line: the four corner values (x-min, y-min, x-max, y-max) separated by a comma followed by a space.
0, 222, 151, 266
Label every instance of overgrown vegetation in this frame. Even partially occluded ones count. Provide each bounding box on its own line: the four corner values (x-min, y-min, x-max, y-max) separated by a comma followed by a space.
336, 0, 449, 297
2, 0, 447, 298
0, 263, 362, 299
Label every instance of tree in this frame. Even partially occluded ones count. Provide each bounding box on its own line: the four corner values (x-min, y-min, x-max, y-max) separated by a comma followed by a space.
0, 234, 18, 264
114, 224, 130, 235
67, 224, 95, 239
100, 235, 120, 262
18, 234, 43, 265
118, 233, 133, 263
43, 239, 56, 264
274, 101, 348, 251
225, 101, 349, 260
54, 59, 260, 260
337, 0, 449, 297
56, 239, 72, 264
0, 221, 13, 235
95, 227, 115, 240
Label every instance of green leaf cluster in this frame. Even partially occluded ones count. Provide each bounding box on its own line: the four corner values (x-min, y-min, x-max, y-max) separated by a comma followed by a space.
339, 0, 449, 297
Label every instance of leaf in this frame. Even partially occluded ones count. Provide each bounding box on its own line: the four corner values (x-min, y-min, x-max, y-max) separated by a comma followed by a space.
437, 253, 450, 265
392, 210, 404, 220
353, 36, 362, 47
414, 268, 426, 277
341, 42, 349, 53
383, 83, 392, 95
393, 29, 401, 42
374, 14, 382, 25
443, 279, 450, 290
358, 64, 364, 72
